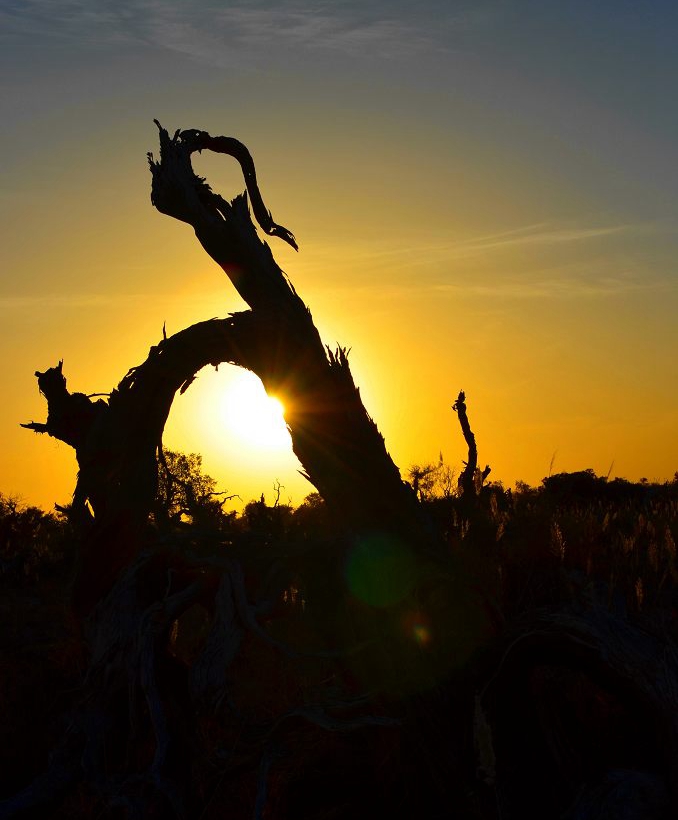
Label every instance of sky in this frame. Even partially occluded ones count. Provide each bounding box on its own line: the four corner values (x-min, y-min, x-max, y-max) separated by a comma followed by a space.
2, 0, 678, 511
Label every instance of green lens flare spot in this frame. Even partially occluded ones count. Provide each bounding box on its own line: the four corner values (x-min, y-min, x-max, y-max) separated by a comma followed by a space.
346, 534, 416, 607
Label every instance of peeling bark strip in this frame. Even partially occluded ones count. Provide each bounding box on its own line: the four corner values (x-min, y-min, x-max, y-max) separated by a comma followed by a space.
171, 123, 298, 250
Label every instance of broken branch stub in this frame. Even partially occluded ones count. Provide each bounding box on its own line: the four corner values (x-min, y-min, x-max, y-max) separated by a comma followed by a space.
453, 390, 490, 499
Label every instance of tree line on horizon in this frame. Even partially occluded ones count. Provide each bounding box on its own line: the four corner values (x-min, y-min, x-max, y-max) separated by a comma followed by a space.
3, 454, 678, 616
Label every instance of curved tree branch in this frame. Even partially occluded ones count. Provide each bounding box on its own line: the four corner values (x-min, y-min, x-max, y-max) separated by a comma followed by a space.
171, 123, 298, 250
23, 123, 442, 611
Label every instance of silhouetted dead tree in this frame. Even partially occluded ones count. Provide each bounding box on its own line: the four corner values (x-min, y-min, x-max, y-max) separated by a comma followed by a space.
453, 390, 490, 499
22, 124, 438, 615
11, 124, 492, 819
146, 123, 434, 548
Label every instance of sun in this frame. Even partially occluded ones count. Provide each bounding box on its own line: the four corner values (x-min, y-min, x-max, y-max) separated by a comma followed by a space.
221, 370, 292, 451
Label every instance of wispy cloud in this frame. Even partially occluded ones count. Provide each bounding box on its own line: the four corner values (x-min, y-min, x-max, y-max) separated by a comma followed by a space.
302, 221, 647, 267
0, 291, 223, 312
310, 270, 674, 303
429, 271, 673, 300
0, 294, 123, 311
299, 220, 675, 300
1, 0, 465, 64
442, 222, 630, 255
0, 0, 131, 44
204, 7, 434, 57
311, 271, 674, 302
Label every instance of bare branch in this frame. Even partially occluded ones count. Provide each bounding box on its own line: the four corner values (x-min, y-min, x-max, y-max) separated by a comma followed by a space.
452, 390, 490, 499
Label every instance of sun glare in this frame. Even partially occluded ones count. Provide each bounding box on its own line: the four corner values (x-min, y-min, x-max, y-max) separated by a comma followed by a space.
222, 371, 291, 451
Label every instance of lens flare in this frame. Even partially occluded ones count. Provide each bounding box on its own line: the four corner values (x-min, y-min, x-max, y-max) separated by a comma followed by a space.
403, 611, 432, 646
345, 534, 416, 607
412, 623, 431, 646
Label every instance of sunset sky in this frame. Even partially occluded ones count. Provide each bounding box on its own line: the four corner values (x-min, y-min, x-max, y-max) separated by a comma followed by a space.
2, 1, 677, 511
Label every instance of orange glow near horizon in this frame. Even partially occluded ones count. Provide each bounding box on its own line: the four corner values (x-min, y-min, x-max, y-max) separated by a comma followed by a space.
4, 215, 678, 514
3, 62, 678, 510
161, 364, 304, 509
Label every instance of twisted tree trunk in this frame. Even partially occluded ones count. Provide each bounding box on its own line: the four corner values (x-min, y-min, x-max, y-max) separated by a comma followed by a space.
24, 123, 439, 614
146, 123, 433, 545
